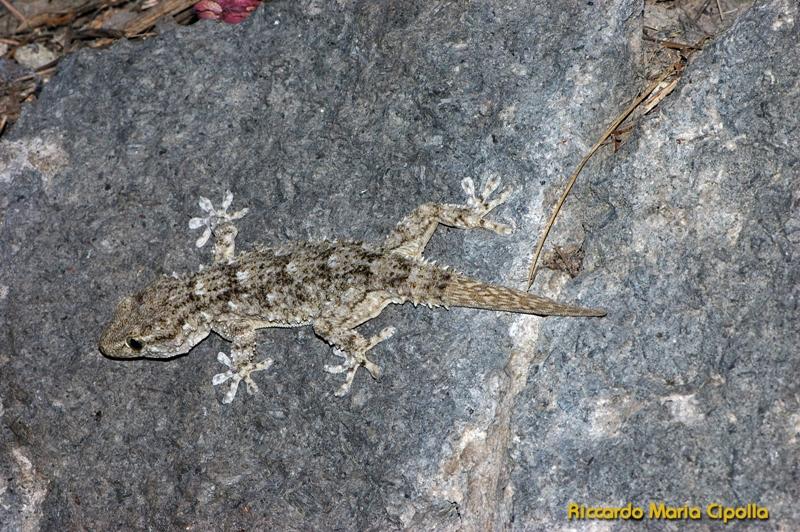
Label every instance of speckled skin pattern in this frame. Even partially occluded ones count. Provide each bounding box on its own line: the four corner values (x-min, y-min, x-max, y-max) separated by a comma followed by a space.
99, 179, 605, 403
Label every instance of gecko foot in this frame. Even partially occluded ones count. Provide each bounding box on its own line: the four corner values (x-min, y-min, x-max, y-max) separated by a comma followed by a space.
323, 326, 396, 397
460, 176, 515, 235
212, 351, 273, 404
189, 190, 249, 249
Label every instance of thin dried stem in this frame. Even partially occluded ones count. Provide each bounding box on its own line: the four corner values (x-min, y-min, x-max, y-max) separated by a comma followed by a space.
0, 0, 28, 26
526, 63, 679, 289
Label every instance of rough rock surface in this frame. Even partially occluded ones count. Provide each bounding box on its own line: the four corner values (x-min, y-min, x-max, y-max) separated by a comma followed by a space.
510, 1, 800, 528
0, 0, 797, 530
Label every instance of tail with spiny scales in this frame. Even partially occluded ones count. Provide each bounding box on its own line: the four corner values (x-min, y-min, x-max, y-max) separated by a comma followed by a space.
441, 274, 606, 317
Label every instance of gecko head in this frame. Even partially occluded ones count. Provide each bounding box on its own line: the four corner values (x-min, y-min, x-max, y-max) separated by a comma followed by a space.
99, 277, 211, 360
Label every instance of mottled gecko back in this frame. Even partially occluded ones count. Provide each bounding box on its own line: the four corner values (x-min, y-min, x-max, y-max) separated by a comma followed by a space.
99, 179, 604, 403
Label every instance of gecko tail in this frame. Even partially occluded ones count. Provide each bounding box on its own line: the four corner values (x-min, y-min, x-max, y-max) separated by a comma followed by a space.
441, 275, 606, 317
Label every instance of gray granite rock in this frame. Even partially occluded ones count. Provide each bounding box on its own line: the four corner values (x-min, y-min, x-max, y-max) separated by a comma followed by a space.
0, 0, 796, 530
511, 1, 800, 529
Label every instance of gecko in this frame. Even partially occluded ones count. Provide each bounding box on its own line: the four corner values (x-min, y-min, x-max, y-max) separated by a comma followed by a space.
99, 178, 605, 403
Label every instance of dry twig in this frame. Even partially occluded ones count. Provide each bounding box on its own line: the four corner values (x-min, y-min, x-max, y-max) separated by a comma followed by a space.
124, 0, 196, 37
526, 33, 711, 288
0, 0, 27, 27
0, 0, 205, 138
526, 63, 680, 289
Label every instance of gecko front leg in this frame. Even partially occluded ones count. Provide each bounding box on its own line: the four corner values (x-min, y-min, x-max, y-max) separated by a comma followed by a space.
211, 326, 273, 404
189, 190, 249, 263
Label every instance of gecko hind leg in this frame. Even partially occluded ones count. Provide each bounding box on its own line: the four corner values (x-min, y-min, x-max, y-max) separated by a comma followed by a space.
313, 292, 399, 396
315, 322, 397, 397
383, 176, 515, 259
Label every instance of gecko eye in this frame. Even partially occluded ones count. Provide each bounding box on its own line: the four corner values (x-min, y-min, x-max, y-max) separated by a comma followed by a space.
126, 338, 144, 351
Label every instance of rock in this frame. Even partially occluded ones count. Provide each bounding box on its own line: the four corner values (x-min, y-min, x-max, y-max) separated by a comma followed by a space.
13, 43, 58, 70
0, 0, 796, 529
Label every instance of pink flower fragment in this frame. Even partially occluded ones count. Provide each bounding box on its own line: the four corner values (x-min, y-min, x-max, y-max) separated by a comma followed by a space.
195, 0, 261, 24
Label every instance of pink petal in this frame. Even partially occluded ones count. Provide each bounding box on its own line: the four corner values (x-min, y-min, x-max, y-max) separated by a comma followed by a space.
221, 11, 252, 24
195, 0, 223, 19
